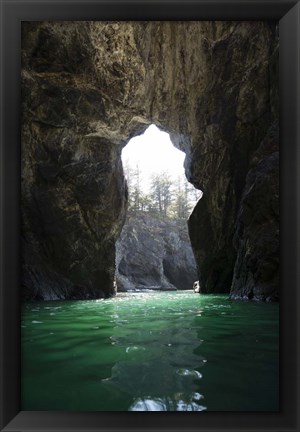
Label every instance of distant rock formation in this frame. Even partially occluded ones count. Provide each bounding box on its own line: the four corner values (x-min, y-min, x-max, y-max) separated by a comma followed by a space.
115, 213, 198, 291
21, 22, 278, 301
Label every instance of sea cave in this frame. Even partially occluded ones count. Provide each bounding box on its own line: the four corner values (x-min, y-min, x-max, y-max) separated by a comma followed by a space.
20, 20, 279, 412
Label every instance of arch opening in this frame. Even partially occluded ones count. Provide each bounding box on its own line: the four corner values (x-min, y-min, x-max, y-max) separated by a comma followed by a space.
115, 124, 202, 293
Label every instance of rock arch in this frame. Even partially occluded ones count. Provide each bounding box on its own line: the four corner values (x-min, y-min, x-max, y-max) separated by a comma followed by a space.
21, 21, 279, 301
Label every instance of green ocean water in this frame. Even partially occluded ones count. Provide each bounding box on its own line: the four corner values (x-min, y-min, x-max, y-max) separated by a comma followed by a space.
21, 291, 279, 411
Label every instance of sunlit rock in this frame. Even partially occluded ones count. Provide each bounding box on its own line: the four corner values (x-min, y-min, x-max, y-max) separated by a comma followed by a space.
115, 213, 198, 291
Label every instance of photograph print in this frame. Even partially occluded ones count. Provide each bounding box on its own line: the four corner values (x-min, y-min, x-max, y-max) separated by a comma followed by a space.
21, 21, 279, 412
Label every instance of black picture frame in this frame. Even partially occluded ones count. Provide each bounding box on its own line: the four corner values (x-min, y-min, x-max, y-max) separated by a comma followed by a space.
1, 0, 299, 431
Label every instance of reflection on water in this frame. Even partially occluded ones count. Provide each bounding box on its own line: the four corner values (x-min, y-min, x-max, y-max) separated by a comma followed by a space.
21, 291, 279, 411
129, 393, 206, 411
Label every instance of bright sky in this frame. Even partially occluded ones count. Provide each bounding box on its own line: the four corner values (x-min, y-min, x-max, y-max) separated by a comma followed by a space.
122, 124, 186, 192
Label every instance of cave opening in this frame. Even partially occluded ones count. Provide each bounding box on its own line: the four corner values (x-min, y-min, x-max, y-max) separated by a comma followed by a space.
115, 124, 202, 293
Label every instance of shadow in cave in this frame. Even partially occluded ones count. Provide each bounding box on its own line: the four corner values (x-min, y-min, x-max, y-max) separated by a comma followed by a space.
115, 124, 203, 294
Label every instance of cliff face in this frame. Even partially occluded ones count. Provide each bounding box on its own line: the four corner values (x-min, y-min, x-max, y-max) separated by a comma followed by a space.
186, 22, 279, 300
116, 213, 198, 291
229, 126, 279, 301
21, 21, 278, 301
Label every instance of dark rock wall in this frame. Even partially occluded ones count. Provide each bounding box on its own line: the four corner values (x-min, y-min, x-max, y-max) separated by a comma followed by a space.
230, 125, 279, 301
187, 22, 279, 298
116, 213, 198, 291
21, 21, 278, 301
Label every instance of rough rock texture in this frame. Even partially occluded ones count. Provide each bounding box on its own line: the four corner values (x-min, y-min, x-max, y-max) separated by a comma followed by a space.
186, 23, 279, 298
21, 21, 278, 301
21, 22, 130, 300
229, 125, 279, 301
115, 213, 198, 291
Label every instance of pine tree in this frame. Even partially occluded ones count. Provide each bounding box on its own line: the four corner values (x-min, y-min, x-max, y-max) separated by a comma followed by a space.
149, 172, 174, 216
123, 157, 202, 220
